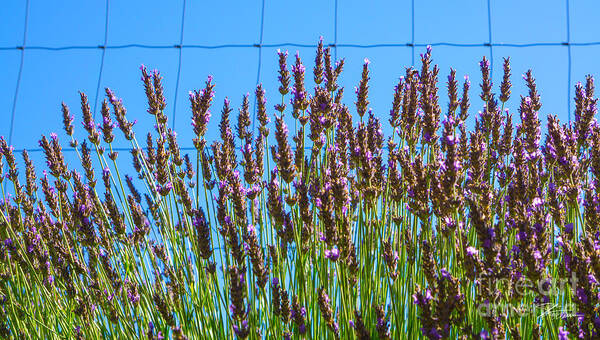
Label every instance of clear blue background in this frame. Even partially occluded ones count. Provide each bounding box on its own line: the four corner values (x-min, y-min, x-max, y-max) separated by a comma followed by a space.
1, 0, 598, 172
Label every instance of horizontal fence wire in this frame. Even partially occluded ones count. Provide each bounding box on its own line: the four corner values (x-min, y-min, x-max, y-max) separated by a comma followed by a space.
2, 42, 600, 51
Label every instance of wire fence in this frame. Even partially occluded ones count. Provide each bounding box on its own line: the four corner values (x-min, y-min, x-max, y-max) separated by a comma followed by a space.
4, 0, 585, 152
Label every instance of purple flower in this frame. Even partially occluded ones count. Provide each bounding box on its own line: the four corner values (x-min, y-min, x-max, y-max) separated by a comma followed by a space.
577, 288, 588, 304
423, 131, 432, 143
565, 223, 574, 234
324, 247, 340, 261
466, 246, 478, 257
480, 58, 490, 68
127, 289, 139, 304
332, 321, 339, 334
315, 197, 323, 209
564, 253, 572, 272
319, 232, 326, 242
148, 321, 164, 340
413, 289, 433, 306
532, 197, 543, 208
558, 327, 569, 340
232, 320, 249, 337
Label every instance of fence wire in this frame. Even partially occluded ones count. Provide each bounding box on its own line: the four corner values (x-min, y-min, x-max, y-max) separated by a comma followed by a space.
251, 0, 266, 136
8, 0, 30, 146
171, 0, 187, 129
92, 0, 110, 119
4, 0, 583, 153
566, 0, 572, 122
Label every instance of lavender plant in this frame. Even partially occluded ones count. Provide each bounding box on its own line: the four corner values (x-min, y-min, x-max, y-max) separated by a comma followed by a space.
0, 41, 599, 340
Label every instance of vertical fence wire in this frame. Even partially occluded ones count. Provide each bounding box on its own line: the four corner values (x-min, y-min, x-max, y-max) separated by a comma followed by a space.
171, 0, 187, 129
334, 0, 338, 61
251, 0, 266, 135
566, 0, 572, 122
411, 0, 415, 66
486, 0, 493, 75
8, 0, 30, 145
93, 0, 110, 119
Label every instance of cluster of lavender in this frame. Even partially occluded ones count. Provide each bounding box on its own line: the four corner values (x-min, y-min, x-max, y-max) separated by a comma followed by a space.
0, 39, 599, 339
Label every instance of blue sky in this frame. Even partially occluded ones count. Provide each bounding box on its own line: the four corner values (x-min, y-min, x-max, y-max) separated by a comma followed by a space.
1, 0, 599, 172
